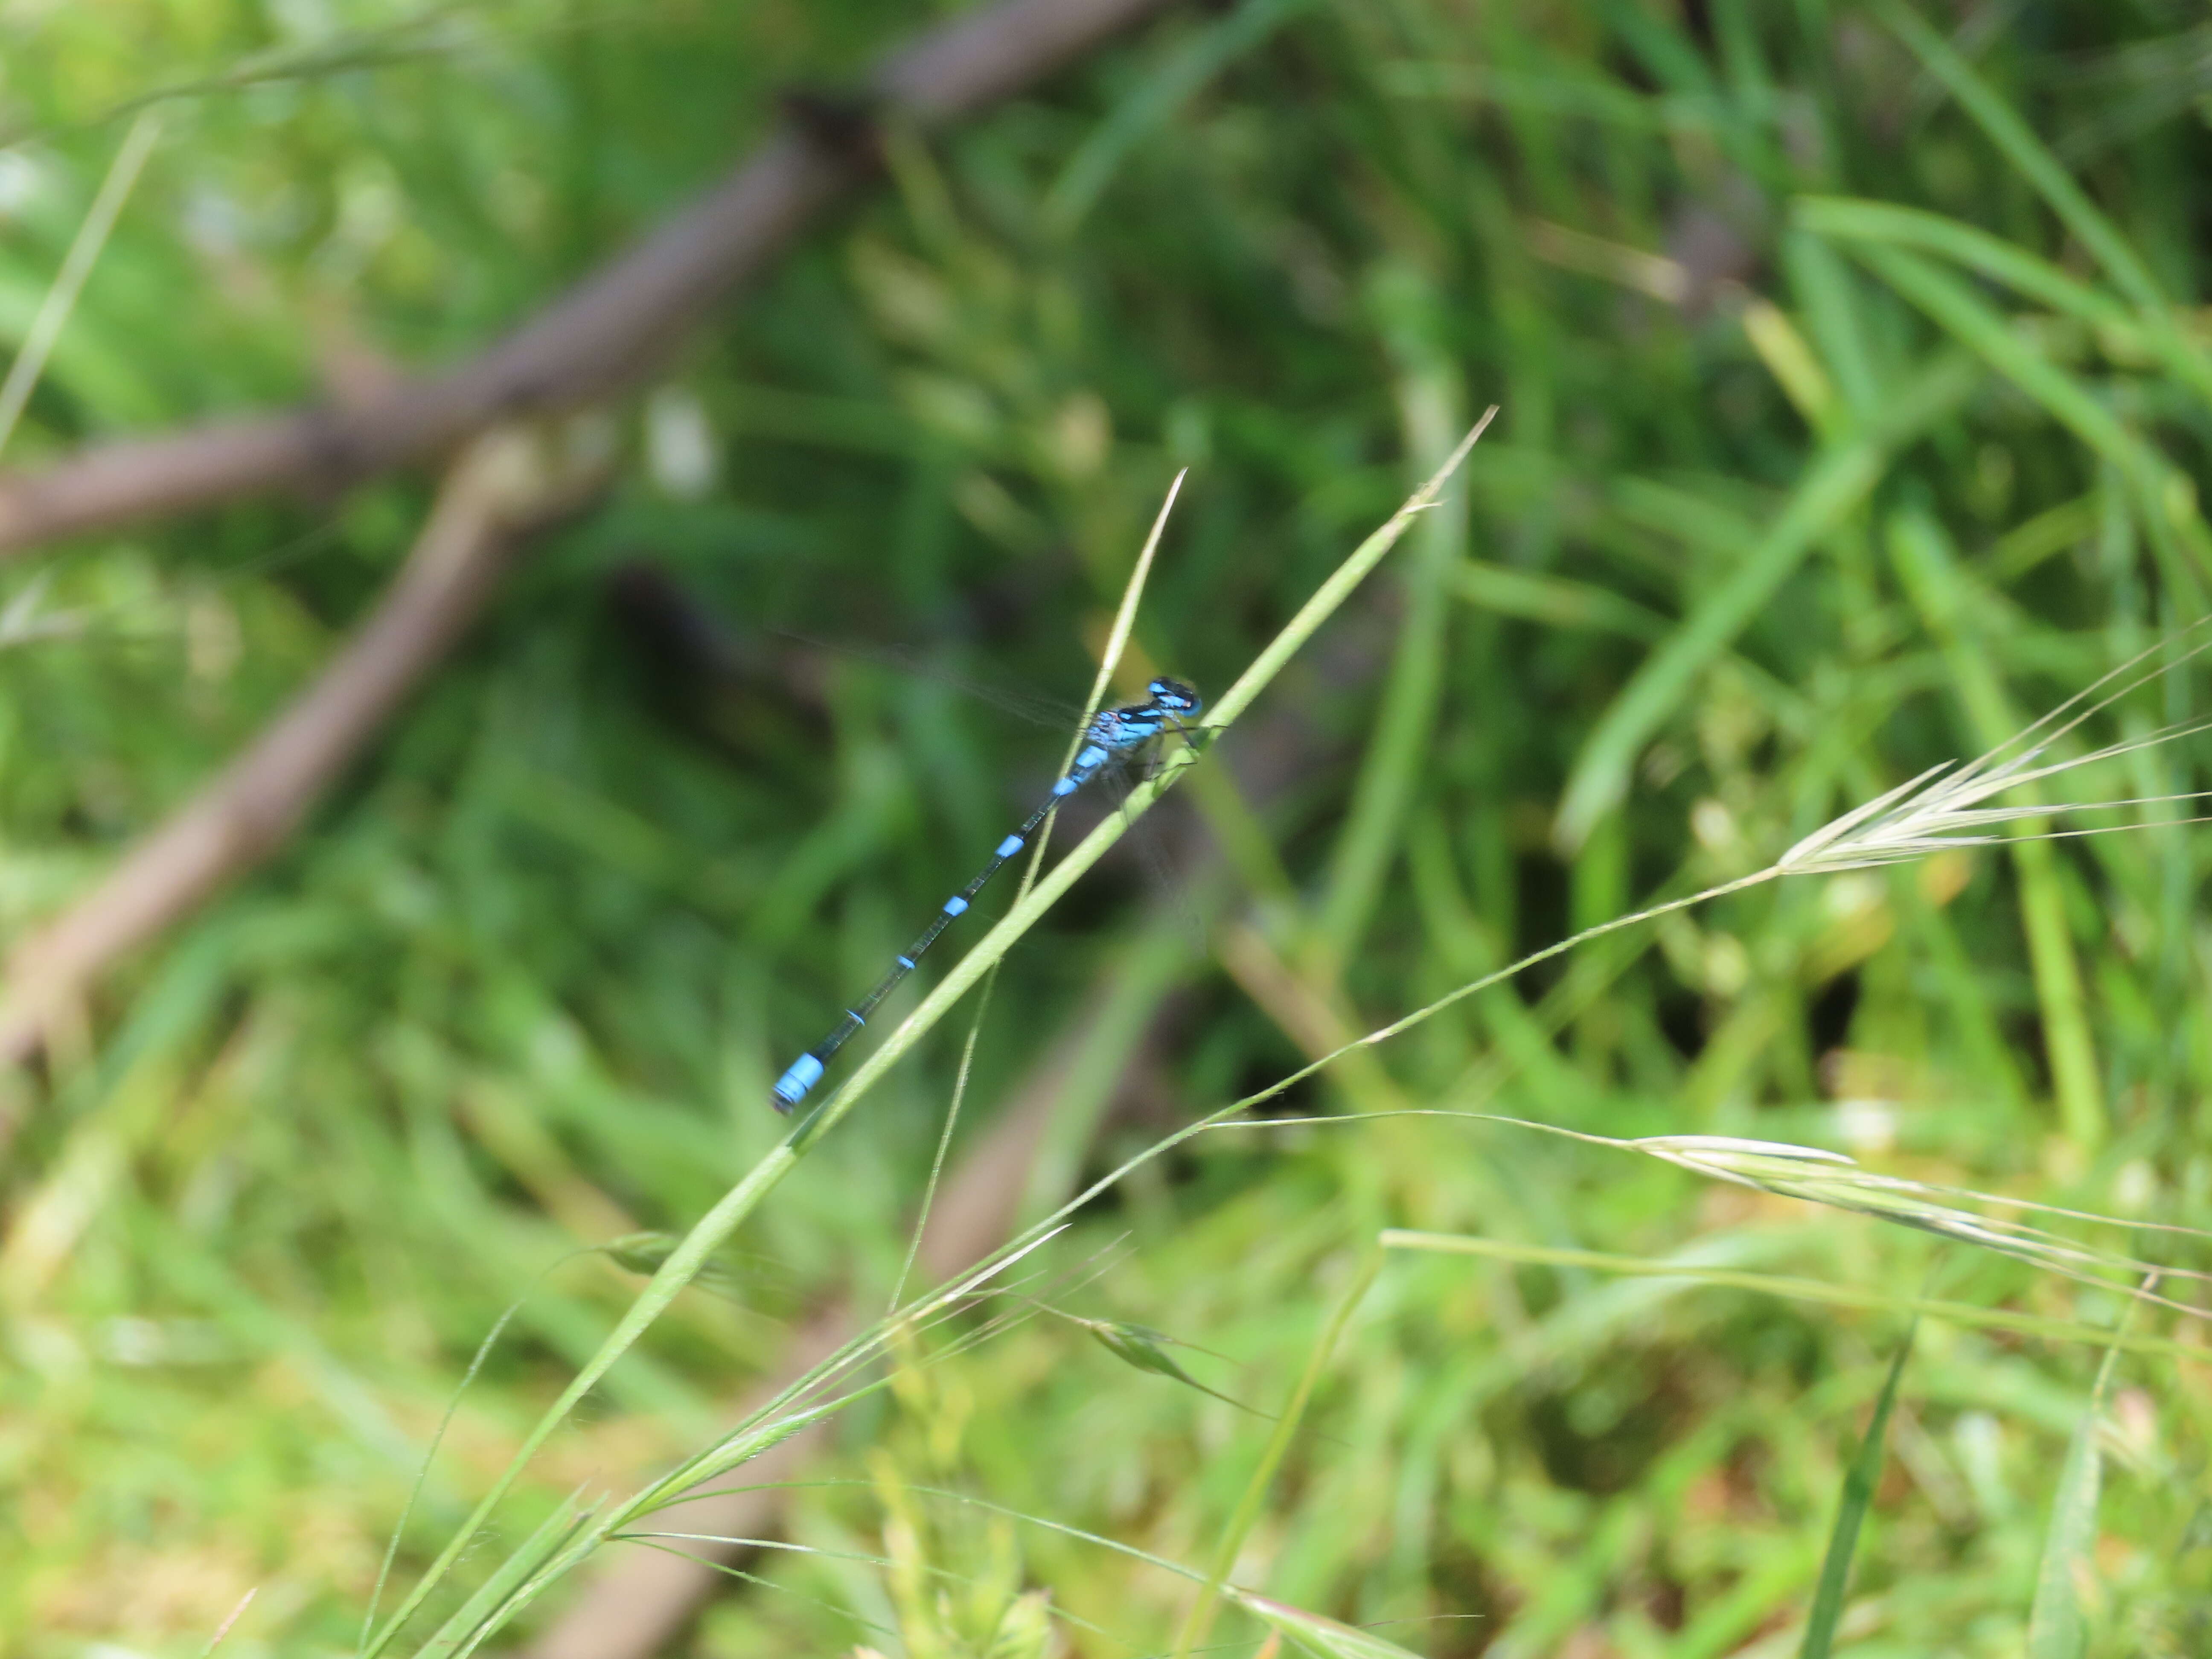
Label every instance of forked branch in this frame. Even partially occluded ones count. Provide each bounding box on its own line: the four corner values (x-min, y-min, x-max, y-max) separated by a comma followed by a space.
0, 0, 1182, 559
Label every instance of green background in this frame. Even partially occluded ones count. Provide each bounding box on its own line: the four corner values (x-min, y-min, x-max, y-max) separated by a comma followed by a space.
0, 1, 2208, 1654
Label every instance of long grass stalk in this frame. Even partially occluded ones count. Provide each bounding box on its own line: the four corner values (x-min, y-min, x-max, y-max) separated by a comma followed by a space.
1202, 1111, 2212, 1311
1799, 1324, 1915, 1659
2024, 1286, 2144, 1656
1379, 1235, 2204, 1365
358, 1248, 599, 1656
887, 469, 1186, 1310
789, 408, 1494, 1152
931, 618, 2212, 1360
406, 1228, 1074, 1654
0, 111, 162, 463
368, 413, 1499, 1656
1310, 321, 1467, 980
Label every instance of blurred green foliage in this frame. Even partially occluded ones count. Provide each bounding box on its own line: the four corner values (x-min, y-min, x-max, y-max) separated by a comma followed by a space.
3, 0, 2212, 1655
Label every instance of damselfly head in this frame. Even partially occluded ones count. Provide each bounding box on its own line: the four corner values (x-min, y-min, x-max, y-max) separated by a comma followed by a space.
1148, 678, 1201, 716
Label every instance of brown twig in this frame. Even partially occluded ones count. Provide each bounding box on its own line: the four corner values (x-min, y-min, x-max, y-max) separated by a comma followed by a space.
0, 0, 1182, 559
0, 422, 606, 1069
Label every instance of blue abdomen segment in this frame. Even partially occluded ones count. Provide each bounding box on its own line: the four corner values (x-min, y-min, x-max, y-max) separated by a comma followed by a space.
772, 1051, 826, 1110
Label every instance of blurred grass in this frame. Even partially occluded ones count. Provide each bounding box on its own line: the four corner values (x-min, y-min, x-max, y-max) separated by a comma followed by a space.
2, 1, 2212, 1656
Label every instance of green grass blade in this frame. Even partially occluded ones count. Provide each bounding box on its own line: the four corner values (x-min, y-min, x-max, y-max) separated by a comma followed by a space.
454, 1239, 1069, 1656
1222, 1588, 1426, 1659
1554, 353, 1977, 849
1799, 1324, 1915, 1659
1795, 197, 2143, 336
1311, 297, 1467, 979
1210, 410, 1498, 731
1173, 1250, 1382, 1659
792, 411, 1495, 1157
361, 1133, 805, 1656
359, 1249, 591, 1659
408, 1486, 595, 1659
1872, 0, 2166, 314
1781, 227, 1884, 424
2026, 1302, 2135, 1658
1381, 1233, 2205, 1363
1045, 0, 1316, 232
0, 111, 161, 463
888, 471, 1182, 1310
1845, 241, 2212, 576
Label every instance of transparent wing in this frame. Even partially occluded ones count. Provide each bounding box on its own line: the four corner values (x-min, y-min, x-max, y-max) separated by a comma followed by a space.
768, 627, 1083, 731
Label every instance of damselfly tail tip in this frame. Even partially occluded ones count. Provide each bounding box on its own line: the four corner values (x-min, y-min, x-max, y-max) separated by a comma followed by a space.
770, 1051, 824, 1113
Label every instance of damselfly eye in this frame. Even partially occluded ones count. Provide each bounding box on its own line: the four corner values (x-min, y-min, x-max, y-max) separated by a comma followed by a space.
1149, 677, 1201, 713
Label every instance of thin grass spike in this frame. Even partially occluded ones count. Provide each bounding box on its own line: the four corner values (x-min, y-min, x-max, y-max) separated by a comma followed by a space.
770, 677, 1203, 1111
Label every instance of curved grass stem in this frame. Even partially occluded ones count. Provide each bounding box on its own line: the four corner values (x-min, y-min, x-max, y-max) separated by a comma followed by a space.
888, 469, 1186, 1312
372, 413, 1498, 1657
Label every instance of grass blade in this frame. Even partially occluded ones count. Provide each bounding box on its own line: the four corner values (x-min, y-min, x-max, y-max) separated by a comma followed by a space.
1380, 1233, 2204, 1364
792, 412, 1495, 1154
1554, 352, 1977, 849
1873, 0, 2165, 314
887, 469, 1184, 1311
1799, 1324, 1915, 1659
1173, 1251, 1381, 1659
409, 1485, 597, 1659
2026, 1290, 2141, 1658
358, 1251, 591, 1659
1223, 1589, 1426, 1659
1845, 241, 2212, 579
1794, 192, 2212, 415
1311, 292, 1468, 979
1794, 197, 2149, 347
0, 111, 162, 463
